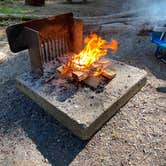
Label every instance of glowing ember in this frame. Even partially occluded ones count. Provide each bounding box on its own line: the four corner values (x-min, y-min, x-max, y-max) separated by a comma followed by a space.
59, 33, 118, 80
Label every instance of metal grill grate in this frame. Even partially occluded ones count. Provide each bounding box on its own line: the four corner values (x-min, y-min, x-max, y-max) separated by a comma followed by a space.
40, 33, 70, 63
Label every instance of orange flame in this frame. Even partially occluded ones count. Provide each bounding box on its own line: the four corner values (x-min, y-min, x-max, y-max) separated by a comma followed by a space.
61, 33, 118, 77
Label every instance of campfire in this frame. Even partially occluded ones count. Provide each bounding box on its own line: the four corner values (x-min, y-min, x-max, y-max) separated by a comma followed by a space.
6, 13, 118, 88
57, 33, 118, 88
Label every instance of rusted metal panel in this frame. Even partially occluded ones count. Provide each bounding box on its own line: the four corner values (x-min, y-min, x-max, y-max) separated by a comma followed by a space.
6, 13, 73, 52
6, 24, 28, 53
24, 27, 43, 75
69, 19, 83, 54
6, 13, 83, 75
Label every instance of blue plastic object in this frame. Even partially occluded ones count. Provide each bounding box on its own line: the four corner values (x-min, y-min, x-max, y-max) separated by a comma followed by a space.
151, 31, 166, 48
151, 30, 166, 63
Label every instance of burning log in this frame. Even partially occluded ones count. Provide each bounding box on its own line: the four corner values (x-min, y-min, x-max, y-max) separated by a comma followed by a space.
57, 65, 73, 78
102, 69, 116, 80
83, 76, 103, 88
91, 62, 102, 69
57, 65, 64, 73
72, 71, 89, 81
55, 33, 117, 88
83, 70, 116, 88
90, 58, 110, 70
98, 58, 111, 68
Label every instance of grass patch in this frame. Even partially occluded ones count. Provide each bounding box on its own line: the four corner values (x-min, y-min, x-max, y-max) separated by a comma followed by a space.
0, 18, 22, 26
0, 7, 33, 14
0, 0, 34, 14
0, 0, 16, 5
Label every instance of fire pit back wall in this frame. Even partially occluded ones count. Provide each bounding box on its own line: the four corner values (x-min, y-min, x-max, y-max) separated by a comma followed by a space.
6, 13, 83, 75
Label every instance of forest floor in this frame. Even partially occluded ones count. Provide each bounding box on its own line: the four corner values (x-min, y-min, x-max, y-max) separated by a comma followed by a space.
0, 0, 166, 166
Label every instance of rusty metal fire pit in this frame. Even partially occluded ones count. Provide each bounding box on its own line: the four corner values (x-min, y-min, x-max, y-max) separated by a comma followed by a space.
7, 13, 117, 88
6, 13, 147, 140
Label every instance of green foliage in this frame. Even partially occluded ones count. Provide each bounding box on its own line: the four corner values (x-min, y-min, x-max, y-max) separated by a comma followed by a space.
0, 0, 16, 5
0, 0, 33, 14
0, 7, 32, 14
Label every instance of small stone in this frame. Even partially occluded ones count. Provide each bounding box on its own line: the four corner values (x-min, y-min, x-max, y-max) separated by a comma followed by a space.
57, 139, 60, 142
90, 96, 94, 99
125, 85, 128, 89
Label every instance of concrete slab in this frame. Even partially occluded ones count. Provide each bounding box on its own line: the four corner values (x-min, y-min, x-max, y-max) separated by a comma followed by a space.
16, 60, 147, 140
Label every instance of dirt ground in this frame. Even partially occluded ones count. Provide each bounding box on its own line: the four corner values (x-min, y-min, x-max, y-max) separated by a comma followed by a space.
0, 1, 166, 166
0, 0, 134, 20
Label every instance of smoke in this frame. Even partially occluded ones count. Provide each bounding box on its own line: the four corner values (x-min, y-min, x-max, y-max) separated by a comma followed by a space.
128, 0, 166, 24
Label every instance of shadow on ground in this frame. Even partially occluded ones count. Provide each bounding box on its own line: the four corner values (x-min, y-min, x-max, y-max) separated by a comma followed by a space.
156, 86, 166, 93
0, 78, 87, 166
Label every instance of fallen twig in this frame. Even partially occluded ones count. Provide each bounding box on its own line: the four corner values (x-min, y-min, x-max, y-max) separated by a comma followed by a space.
44, 73, 57, 83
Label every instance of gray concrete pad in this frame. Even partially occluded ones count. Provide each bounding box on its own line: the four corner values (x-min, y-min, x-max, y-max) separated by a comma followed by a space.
16, 60, 147, 140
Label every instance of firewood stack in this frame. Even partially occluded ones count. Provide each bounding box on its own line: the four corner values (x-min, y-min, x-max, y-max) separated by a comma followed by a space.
57, 58, 116, 88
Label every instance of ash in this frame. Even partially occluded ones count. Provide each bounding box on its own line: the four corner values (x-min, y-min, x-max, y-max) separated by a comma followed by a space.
26, 61, 110, 102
